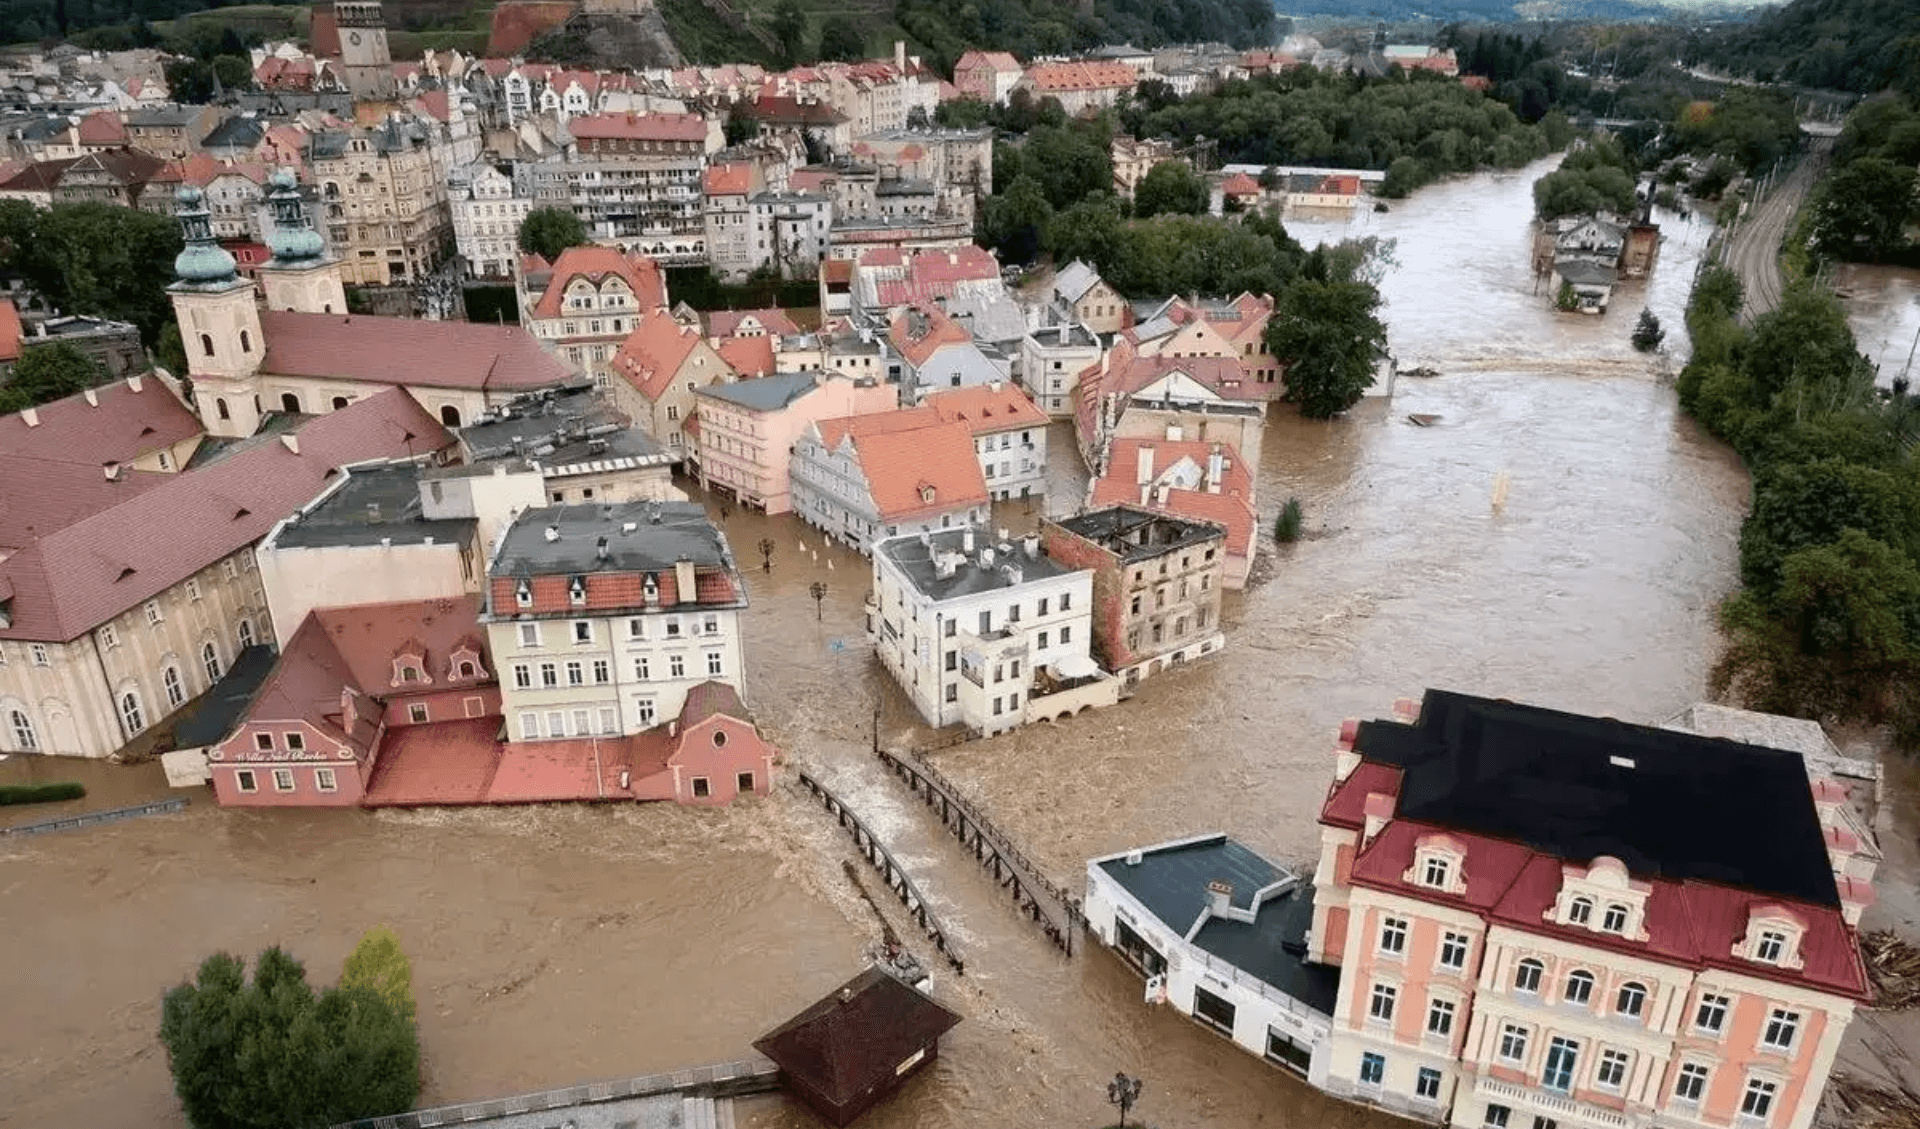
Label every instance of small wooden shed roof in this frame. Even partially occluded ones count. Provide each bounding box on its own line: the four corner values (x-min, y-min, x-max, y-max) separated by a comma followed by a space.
753, 967, 962, 1126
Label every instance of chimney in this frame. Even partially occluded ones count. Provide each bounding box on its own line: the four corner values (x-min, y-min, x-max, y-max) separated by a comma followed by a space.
1205, 443, 1223, 494
1206, 880, 1233, 917
894, 40, 906, 72
962, 527, 975, 554
543, 525, 560, 542
1155, 482, 1171, 506
979, 546, 994, 569
1362, 792, 1394, 848
935, 551, 957, 579
1334, 718, 1362, 782
82, 386, 98, 406
596, 534, 609, 562
366, 502, 381, 521
102, 461, 120, 480
1392, 696, 1421, 723
1135, 442, 1154, 484
1022, 535, 1038, 559
674, 557, 696, 603
279, 434, 299, 454
20, 406, 37, 427
126, 373, 143, 392
1139, 482, 1151, 506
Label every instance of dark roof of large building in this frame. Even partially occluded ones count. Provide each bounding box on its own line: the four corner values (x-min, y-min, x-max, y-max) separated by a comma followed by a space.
1191, 882, 1340, 1016
1352, 690, 1841, 907
459, 385, 669, 468
490, 501, 733, 577
1099, 833, 1286, 927
1053, 506, 1225, 564
878, 525, 1073, 602
269, 459, 475, 550
698, 372, 817, 412
170, 643, 277, 749
753, 967, 961, 1108
258, 310, 573, 393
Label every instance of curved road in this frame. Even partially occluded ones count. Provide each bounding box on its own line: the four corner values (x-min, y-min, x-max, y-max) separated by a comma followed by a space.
1723, 137, 1831, 321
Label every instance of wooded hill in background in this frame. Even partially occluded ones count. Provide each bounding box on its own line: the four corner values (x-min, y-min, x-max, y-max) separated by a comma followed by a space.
1697, 0, 1920, 93
895, 0, 1274, 75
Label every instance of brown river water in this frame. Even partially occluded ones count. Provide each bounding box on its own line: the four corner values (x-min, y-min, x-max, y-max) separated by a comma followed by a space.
4, 156, 1917, 1129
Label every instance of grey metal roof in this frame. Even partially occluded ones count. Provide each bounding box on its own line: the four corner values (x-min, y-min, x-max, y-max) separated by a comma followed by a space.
1190, 882, 1341, 1015
697, 372, 817, 412
879, 526, 1075, 603
492, 501, 736, 578
459, 385, 668, 468
1553, 259, 1618, 286
202, 115, 266, 149
1100, 835, 1286, 927
273, 460, 475, 550
1052, 260, 1101, 304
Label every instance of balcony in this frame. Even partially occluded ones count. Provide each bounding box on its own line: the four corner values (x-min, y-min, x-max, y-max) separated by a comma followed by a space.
1024, 655, 1119, 723
1475, 1077, 1628, 1129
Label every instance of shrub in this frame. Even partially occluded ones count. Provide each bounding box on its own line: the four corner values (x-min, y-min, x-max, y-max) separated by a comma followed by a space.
1274, 497, 1304, 543
0, 781, 86, 805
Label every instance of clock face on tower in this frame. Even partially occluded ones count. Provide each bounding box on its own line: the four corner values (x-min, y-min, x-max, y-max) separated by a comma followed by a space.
348, 31, 362, 45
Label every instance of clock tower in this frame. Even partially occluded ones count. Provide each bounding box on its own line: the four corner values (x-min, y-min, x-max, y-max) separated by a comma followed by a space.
335, 0, 395, 100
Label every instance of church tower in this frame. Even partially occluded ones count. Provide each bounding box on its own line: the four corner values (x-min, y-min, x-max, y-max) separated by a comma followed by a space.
257, 169, 347, 315
335, 0, 396, 100
168, 186, 265, 439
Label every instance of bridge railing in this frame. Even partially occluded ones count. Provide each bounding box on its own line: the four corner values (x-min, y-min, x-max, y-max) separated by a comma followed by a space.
1, 797, 187, 837
328, 1057, 779, 1129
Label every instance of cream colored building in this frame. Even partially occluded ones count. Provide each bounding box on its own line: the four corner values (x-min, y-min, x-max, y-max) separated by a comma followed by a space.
311, 122, 452, 285
451, 162, 530, 279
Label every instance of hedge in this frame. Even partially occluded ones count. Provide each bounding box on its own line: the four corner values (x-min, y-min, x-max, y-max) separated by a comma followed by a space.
0, 781, 86, 806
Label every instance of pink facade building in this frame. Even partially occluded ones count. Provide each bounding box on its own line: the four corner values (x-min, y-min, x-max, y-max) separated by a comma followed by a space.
694, 370, 895, 514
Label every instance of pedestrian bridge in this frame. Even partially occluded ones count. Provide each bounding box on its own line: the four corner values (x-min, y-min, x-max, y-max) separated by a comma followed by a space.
329, 1057, 779, 1129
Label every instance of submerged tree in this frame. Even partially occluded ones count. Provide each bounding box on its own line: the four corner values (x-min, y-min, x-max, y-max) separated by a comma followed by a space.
1631, 308, 1666, 352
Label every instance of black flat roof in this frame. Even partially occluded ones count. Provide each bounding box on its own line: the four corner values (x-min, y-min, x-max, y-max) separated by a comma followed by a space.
170, 644, 277, 749
1356, 690, 1839, 907
492, 501, 735, 577
272, 461, 474, 550
1053, 506, 1223, 563
1099, 835, 1284, 930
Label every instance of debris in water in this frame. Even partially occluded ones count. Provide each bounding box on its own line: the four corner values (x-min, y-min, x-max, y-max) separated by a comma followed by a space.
1491, 471, 1512, 512
1403, 366, 1441, 378
1864, 930, 1920, 1010
1407, 413, 1441, 427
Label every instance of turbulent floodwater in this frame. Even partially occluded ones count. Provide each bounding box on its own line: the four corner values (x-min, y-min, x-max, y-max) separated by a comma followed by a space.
1835, 262, 1920, 389
2, 156, 1884, 1129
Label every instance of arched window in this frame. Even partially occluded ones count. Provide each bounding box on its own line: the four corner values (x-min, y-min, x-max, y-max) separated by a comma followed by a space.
199, 333, 215, 357
163, 665, 184, 708
1514, 958, 1543, 993
1564, 970, 1596, 1005
216, 398, 231, 421
458, 660, 476, 678
440, 404, 462, 427
1616, 982, 1647, 1018
331, 396, 349, 410
280, 392, 301, 413
1602, 903, 1629, 933
237, 619, 254, 648
239, 329, 251, 354
120, 691, 145, 735
1567, 897, 1594, 926
202, 642, 221, 683
10, 709, 37, 751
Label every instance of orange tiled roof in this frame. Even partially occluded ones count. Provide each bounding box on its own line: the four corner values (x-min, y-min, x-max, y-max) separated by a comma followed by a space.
1090, 437, 1257, 559
715, 335, 774, 377
923, 382, 1047, 435
886, 304, 971, 369
529, 245, 667, 320
611, 312, 706, 401
852, 419, 987, 523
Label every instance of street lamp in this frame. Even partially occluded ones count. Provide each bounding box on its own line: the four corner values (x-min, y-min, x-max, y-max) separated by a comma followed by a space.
808, 581, 827, 621
757, 537, 775, 571
1107, 1072, 1143, 1128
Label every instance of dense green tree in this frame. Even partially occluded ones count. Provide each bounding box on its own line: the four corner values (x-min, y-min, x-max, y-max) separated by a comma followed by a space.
1266, 279, 1388, 419
1739, 459, 1919, 598
1668, 88, 1801, 176
935, 99, 992, 130
23, 203, 182, 345
1021, 122, 1113, 211
1631, 308, 1665, 352
1533, 134, 1637, 220
1811, 157, 1918, 262
1045, 197, 1123, 269
516, 207, 589, 261
0, 343, 106, 412
977, 174, 1052, 265
769, 0, 808, 66
340, 927, 415, 1026
1132, 160, 1208, 220
723, 102, 757, 147
816, 15, 865, 63
160, 946, 419, 1129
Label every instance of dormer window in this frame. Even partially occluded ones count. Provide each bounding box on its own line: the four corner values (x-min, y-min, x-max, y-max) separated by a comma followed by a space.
1756, 930, 1786, 963
515, 580, 533, 608
568, 576, 587, 606
1567, 897, 1593, 926
1406, 834, 1467, 895
1739, 907, 1806, 970
1602, 904, 1628, 933
399, 665, 419, 683
1423, 857, 1450, 888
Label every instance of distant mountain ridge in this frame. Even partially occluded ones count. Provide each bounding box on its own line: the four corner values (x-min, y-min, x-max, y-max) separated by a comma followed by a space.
1276, 0, 1770, 22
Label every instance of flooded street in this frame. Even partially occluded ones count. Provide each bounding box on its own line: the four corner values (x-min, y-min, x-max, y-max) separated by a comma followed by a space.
1834, 262, 1920, 388
4, 154, 1906, 1129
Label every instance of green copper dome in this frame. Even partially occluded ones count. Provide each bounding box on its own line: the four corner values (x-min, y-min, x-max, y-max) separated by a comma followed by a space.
171, 186, 239, 285
264, 167, 328, 264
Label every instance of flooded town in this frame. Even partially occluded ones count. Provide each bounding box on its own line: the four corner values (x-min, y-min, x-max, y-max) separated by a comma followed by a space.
1, 10, 1919, 1129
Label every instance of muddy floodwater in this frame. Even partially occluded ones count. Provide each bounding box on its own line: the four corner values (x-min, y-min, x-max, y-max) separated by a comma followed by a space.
6, 155, 1904, 1129
1835, 262, 1920, 389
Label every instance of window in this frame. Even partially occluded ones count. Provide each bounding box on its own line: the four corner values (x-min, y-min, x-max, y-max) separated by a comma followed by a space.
598, 708, 617, 734
399, 665, 420, 683
1616, 982, 1647, 1018
513, 664, 531, 689
1379, 916, 1408, 954
29, 643, 47, 666
520, 713, 540, 739
272, 768, 295, 792
635, 698, 656, 725
592, 659, 610, 684
1597, 1049, 1629, 1089
1483, 1106, 1511, 1129
163, 665, 184, 707
566, 661, 583, 686
1567, 897, 1593, 926
1037, 631, 1049, 649
121, 690, 145, 734
409, 703, 429, 723
238, 619, 254, 648
285, 732, 303, 752
1358, 1052, 1385, 1086
1499, 1024, 1529, 1063
516, 585, 533, 609
9, 709, 36, 751
1741, 1078, 1776, 1120
702, 614, 719, 635
519, 623, 540, 647
185, 579, 201, 601
573, 621, 592, 643
1060, 592, 1071, 611
315, 768, 337, 793
1696, 993, 1730, 1034
669, 654, 685, 678
628, 618, 646, 639
1675, 1063, 1710, 1102
1415, 1067, 1442, 1101
235, 769, 257, 793
1368, 982, 1396, 1022
1602, 903, 1628, 932
634, 657, 650, 680
1762, 1009, 1799, 1050
540, 662, 557, 688
255, 732, 274, 751
1563, 970, 1595, 1005
1424, 857, 1451, 887
1755, 930, 1786, 964
546, 711, 565, 736
1542, 1037, 1579, 1092
1514, 959, 1543, 993
1427, 997, 1454, 1037
458, 660, 476, 679
706, 651, 723, 676
1060, 625, 1071, 644
145, 600, 163, 626
692, 776, 710, 797
200, 332, 214, 357
1440, 932, 1468, 970
571, 709, 589, 735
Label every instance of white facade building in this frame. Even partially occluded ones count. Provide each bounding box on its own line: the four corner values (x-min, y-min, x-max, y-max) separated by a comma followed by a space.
452, 162, 531, 279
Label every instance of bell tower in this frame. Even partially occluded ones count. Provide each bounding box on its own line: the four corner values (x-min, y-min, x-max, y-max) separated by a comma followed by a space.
335, 0, 396, 100
167, 186, 265, 439
257, 169, 347, 315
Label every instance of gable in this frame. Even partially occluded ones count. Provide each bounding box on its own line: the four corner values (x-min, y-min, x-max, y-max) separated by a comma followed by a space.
1133, 371, 1224, 403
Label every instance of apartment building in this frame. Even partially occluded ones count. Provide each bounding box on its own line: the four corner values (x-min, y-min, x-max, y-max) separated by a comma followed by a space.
519, 244, 667, 388
790, 409, 988, 555
1088, 437, 1258, 590
866, 525, 1114, 736
703, 162, 761, 282
539, 112, 711, 264
693, 370, 894, 514
1040, 506, 1226, 688
922, 382, 1049, 502
482, 501, 749, 739
1022, 319, 1103, 417
952, 50, 1023, 105
607, 311, 734, 454
451, 162, 531, 279
310, 122, 453, 285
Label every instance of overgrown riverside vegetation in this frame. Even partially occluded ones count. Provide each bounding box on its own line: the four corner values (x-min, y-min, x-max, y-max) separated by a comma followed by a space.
1808, 95, 1920, 267
160, 929, 420, 1129
1532, 131, 1637, 220
0, 781, 86, 805
1675, 265, 1920, 747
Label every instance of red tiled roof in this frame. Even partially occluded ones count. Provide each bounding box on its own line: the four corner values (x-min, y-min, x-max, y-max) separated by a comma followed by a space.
364, 717, 504, 805
1221, 172, 1260, 196
486, 735, 633, 802
956, 49, 1022, 72
788, 168, 832, 194
924, 382, 1047, 435
77, 110, 127, 145
0, 299, 19, 363
704, 162, 753, 196
528, 246, 667, 320
707, 307, 800, 338
0, 375, 200, 468
611, 312, 708, 401
678, 679, 749, 729
569, 112, 707, 143
309, 596, 488, 694
0, 454, 167, 554
1022, 61, 1135, 93
1319, 760, 1403, 827
887, 304, 971, 369
715, 335, 774, 377
0, 389, 452, 641
259, 310, 573, 391
821, 258, 852, 284
410, 90, 451, 123
1090, 437, 1258, 559
752, 95, 848, 127
231, 608, 383, 759
852, 419, 987, 523
816, 406, 939, 451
